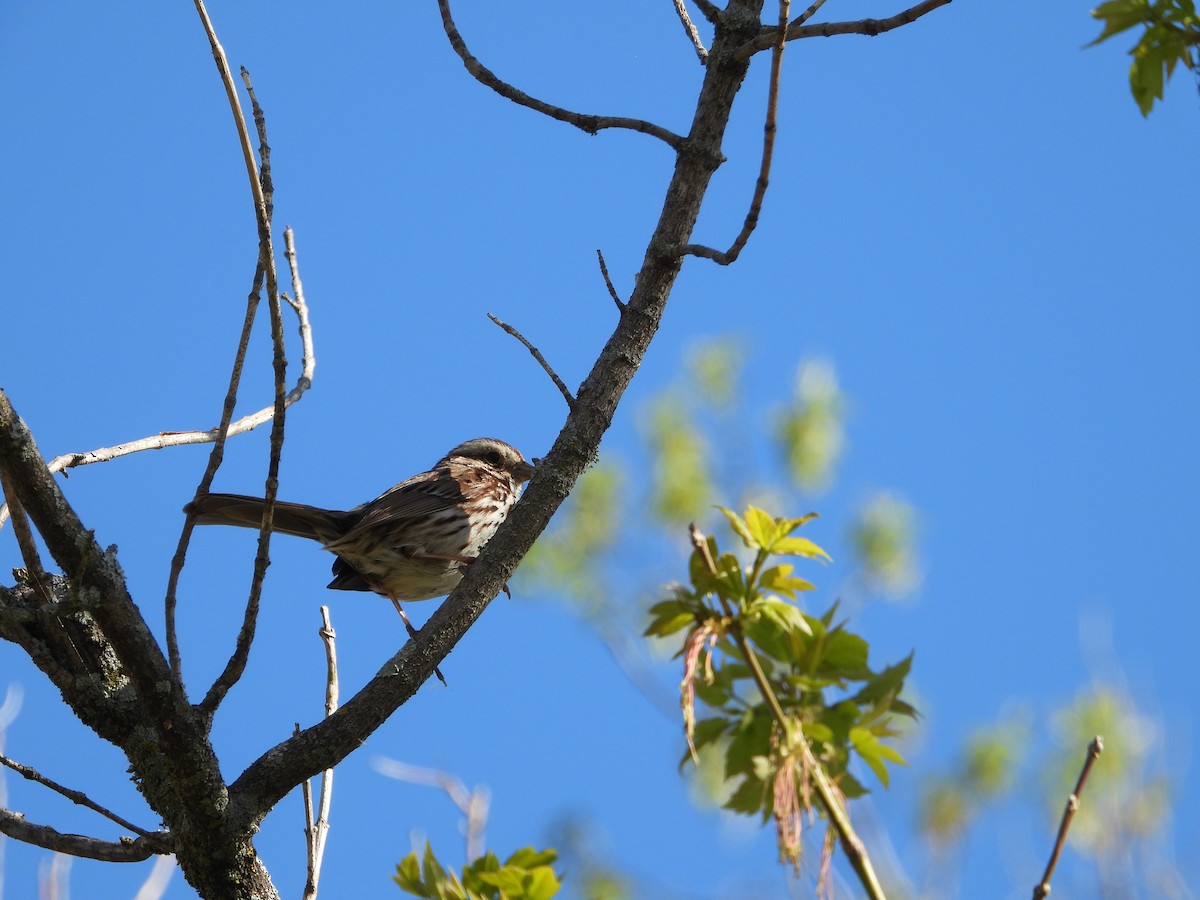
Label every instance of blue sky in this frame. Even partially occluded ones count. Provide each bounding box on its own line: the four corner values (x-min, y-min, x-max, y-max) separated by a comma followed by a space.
2, 2, 1198, 897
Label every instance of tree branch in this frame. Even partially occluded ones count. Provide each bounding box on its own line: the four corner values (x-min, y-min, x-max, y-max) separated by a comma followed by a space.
672, 0, 709, 63
735, 0, 954, 60
0, 752, 156, 838
0, 808, 167, 863
302, 606, 338, 900
437, 0, 688, 151
226, 6, 770, 836
487, 314, 576, 410
596, 249, 627, 312
690, 0, 722, 24
1033, 736, 1104, 900
679, 0, 791, 265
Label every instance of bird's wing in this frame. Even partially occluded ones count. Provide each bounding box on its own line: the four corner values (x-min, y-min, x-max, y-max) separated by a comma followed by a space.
336, 469, 465, 539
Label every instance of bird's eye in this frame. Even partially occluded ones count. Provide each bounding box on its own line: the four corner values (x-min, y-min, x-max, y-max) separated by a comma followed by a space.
486, 451, 502, 466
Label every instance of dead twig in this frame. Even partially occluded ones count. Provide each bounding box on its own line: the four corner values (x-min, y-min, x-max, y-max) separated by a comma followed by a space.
596, 250, 626, 312
437, 0, 687, 151
488, 314, 576, 410
1033, 736, 1104, 900
678, 0, 791, 265
672, 0, 709, 63
302, 607, 339, 900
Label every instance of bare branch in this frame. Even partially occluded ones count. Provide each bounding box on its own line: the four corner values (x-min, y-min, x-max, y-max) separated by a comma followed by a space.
302, 607, 338, 900
1033, 736, 1104, 900
735, 0, 955, 60
487, 314, 576, 410
0, 752, 155, 838
197, 64, 291, 720
672, 0, 709, 64
437, 0, 687, 151
596, 249, 626, 312
679, 0, 791, 265
0, 808, 166, 863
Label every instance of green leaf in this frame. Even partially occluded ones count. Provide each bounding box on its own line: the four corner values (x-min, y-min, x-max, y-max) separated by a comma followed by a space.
1088, 0, 1154, 46
691, 717, 731, 752
773, 535, 831, 561
718, 506, 754, 546
394, 853, 426, 895
850, 727, 891, 787
645, 610, 696, 638
724, 774, 769, 815
851, 652, 915, 707
759, 564, 816, 597
504, 848, 558, 870
743, 505, 777, 549
816, 629, 870, 675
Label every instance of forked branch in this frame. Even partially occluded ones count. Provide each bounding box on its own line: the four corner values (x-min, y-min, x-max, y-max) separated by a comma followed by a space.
735, 0, 955, 60
678, 0, 791, 265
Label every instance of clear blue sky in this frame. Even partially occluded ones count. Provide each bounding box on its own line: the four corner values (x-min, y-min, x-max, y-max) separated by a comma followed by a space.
2, 2, 1198, 897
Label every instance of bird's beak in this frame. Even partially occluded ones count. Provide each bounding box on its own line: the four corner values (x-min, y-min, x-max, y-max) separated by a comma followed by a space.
516, 458, 537, 483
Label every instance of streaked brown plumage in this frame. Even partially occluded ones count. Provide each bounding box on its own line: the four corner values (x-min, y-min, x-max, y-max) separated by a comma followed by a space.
186, 438, 535, 609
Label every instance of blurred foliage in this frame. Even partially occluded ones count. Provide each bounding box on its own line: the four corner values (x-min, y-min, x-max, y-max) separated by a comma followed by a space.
1089, 0, 1200, 114
649, 505, 916, 870
395, 843, 560, 900
517, 336, 1181, 895
918, 717, 1029, 851
850, 493, 921, 597
775, 359, 845, 493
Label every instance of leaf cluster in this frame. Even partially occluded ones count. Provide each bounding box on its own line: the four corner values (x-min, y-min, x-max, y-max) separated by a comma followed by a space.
395, 843, 560, 900
648, 506, 916, 863
1090, 0, 1200, 114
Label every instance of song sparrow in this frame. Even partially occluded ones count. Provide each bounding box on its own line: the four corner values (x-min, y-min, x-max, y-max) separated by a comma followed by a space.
186, 438, 536, 621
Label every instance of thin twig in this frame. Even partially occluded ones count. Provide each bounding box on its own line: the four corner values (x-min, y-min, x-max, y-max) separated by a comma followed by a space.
596, 250, 626, 312
672, 0, 709, 63
437, 0, 687, 151
374, 759, 490, 863
0, 753, 155, 838
735, 0, 954, 60
687, 523, 887, 900
189, 16, 289, 718
678, 0, 791, 265
487, 314, 576, 410
1033, 736, 1104, 900
302, 607, 339, 900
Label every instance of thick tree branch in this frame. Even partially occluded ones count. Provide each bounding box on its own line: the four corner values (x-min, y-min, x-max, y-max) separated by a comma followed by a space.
736, 0, 954, 59
437, 0, 688, 150
691, 0, 723, 24
0, 809, 166, 863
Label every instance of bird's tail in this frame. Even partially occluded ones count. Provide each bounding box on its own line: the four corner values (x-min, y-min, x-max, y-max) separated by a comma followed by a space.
185, 493, 353, 545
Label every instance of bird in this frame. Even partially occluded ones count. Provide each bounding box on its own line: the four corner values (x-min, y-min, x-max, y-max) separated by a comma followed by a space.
185, 437, 536, 637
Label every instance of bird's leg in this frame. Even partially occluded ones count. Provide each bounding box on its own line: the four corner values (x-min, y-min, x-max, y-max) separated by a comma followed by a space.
389, 595, 446, 686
